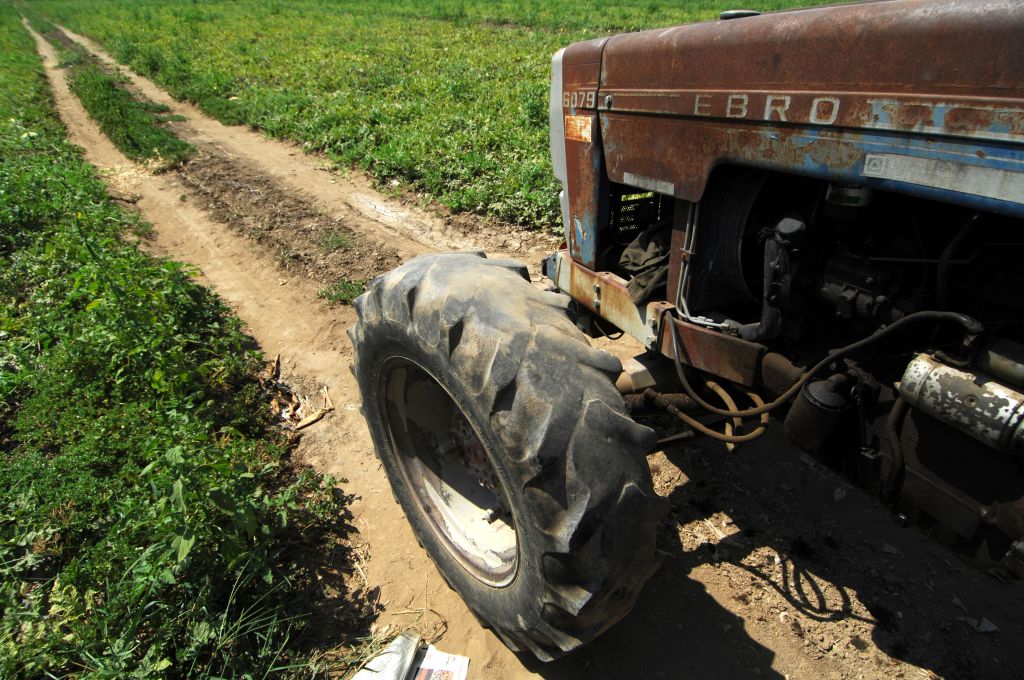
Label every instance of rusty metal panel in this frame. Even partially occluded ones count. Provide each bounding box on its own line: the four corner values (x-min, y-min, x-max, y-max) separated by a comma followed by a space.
600, 1, 1024, 125
657, 316, 766, 388
562, 129, 607, 268
599, 89, 1024, 144
600, 111, 1024, 218
550, 251, 767, 386
600, 113, 859, 201
549, 250, 654, 344
561, 39, 609, 268
592, 0, 1024, 216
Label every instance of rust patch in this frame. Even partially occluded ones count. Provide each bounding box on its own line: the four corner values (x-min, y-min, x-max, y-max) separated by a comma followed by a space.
945, 107, 996, 135
846, 98, 876, 126
802, 137, 863, 171
657, 317, 765, 387
568, 266, 638, 325
997, 109, 1024, 137
550, 251, 653, 344
590, 2, 1024, 147
600, 2, 1024, 103
564, 115, 593, 143
890, 103, 936, 130
601, 114, 866, 204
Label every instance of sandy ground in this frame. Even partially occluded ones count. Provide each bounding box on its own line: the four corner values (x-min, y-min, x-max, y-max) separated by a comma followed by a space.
25, 19, 1024, 679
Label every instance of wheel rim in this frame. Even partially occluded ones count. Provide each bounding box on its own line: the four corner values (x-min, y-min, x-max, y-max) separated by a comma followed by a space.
378, 357, 518, 586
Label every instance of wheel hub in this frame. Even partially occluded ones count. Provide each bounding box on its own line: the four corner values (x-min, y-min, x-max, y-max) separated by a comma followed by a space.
379, 358, 518, 586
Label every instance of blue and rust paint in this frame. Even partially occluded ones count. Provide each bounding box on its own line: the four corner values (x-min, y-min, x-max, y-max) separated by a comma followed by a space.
750, 126, 1024, 219
598, 110, 1024, 240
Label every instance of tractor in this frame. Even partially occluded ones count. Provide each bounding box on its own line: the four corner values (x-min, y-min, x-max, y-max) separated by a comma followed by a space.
350, 0, 1024, 660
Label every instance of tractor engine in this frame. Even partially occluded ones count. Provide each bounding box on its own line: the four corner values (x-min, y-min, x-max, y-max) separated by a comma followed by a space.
666, 170, 1024, 570
544, 0, 1024, 574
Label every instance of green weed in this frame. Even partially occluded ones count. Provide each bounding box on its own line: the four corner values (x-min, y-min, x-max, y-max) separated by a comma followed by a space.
55, 37, 193, 168
2, 10, 371, 677
319, 279, 365, 305
317, 229, 350, 253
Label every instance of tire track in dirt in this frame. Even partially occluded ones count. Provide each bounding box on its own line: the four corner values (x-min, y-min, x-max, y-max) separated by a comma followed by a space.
58, 25, 559, 269
25, 19, 541, 679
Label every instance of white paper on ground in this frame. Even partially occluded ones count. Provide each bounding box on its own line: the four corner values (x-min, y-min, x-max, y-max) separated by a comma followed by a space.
408, 645, 470, 680
352, 631, 421, 680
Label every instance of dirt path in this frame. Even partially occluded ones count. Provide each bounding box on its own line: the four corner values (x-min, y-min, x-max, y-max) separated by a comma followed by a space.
27, 19, 540, 678
58, 25, 558, 269
28, 19, 1024, 680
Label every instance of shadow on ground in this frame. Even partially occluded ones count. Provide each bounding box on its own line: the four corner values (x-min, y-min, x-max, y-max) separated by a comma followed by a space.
520, 429, 1023, 679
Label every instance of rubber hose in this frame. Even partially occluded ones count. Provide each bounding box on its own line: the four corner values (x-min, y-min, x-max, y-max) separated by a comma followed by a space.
664, 309, 982, 419
643, 388, 768, 444
706, 380, 744, 451
883, 397, 909, 500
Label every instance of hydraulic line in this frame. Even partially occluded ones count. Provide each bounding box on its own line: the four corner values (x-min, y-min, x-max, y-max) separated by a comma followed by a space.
642, 386, 770, 445
662, 308, 983, 419
706, 380, 744, 451
747, 389, 770, 430
883, 397, 909, 500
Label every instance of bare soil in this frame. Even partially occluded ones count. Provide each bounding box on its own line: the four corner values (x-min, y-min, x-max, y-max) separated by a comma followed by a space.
26, 19, 1024, 679
177, 149, 402, 285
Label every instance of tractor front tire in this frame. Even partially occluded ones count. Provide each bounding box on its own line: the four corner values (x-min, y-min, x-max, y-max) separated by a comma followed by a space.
349, 252, 665, 660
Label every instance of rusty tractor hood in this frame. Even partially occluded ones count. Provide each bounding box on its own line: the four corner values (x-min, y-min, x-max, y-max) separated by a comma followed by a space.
596, 0, 1024, 140
553, 0, 1024, 269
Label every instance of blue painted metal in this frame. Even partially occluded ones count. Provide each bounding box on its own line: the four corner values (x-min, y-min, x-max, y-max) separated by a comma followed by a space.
746, 126, 1024, 219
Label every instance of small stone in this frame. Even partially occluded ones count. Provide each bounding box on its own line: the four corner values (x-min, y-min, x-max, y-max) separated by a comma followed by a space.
977, 617, 999, 633
959, 616, 998, 633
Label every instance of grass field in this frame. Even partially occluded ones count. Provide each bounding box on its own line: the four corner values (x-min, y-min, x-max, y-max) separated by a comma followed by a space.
1, 7, 368, 676
28, 0, 830, 230
53, 32, 194, 168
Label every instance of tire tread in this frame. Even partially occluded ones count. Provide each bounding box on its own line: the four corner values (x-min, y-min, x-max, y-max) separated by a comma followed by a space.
350, 253, 665, 661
